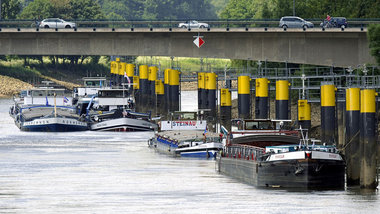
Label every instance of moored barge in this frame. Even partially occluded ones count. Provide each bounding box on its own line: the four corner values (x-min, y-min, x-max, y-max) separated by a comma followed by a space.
216, 119, 345, 189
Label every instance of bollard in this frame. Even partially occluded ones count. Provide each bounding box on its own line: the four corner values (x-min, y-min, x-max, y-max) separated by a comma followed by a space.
238, 76, 251, 119
148, 66, 158, 110
255, 78, 269, 119
320, 82, 336, 145
139, 65, 149, 112
169, 69, 180, 112
297, 99, 311, 131
276, 80, 290, 120
205, 72, 217, 120
155, 80, 165, 117
345, 88, 360, 186
133, 75, 140, 111
164, 69, 171, 115
198, 72, 205, 110
220, 88, 232, 131
110, 60, 117, 86
115, 58, 121, 86
360, 89, 378, 189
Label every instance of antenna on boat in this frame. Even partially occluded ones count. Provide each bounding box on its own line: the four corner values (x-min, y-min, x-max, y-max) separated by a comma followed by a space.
53, 92, 57, 118
301, 74, 306, 100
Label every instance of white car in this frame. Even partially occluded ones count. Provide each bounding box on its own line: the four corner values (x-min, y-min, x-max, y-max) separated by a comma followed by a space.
39, 18, 76, 29
178, 20, 209, 29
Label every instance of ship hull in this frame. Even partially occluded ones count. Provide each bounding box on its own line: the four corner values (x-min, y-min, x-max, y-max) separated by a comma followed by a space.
21, 117, 88, 132
217, 156, 345, 189
149, 136, 222, 159
91, 117, 157, 132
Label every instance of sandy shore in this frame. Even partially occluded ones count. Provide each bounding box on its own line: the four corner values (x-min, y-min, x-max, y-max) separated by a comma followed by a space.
0, 75, 33, 98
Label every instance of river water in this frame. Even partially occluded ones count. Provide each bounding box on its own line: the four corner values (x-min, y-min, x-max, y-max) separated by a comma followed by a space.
0, 91, 379, 213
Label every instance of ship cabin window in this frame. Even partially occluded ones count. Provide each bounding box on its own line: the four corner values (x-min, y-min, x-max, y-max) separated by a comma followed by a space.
245, 121, 274, 130
98, 90, 129, 98
173, 112, 197, 120
85, 81, 102, 87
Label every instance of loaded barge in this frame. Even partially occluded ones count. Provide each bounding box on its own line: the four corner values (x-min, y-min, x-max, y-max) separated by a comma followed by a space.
216, 119, 345, 189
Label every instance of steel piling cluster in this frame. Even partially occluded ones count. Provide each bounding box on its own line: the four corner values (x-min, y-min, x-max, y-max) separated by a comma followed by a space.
108, 59, 180, 117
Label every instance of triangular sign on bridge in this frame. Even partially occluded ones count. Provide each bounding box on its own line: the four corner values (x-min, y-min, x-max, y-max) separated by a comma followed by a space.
193, 36, 205, 48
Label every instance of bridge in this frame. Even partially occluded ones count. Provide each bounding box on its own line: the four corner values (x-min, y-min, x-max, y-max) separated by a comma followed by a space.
0, 27, 375, 67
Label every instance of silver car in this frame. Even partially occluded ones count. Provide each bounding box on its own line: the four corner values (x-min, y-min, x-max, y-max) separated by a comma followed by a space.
39, 18, 76, 29
279, 16, 314, 29
178, 20, 209, 29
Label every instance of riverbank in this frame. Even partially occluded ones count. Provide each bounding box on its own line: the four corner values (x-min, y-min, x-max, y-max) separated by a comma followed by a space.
0, 75, 33, 98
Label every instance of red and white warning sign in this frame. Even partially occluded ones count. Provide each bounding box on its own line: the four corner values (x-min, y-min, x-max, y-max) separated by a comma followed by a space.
193, 36, 205, 48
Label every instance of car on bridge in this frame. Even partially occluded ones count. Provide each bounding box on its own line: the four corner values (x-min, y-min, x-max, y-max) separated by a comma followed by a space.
279, 16, 314, 29
178, 20, 209, 29
39, 18, 76, 29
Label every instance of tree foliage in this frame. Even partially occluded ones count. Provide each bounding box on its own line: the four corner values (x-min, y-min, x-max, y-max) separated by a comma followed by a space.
1, 0, 21, 19
19, 0, 104, 20
99, 0, 216, 20
368, 24, 380, 65
221, 0, 380, 20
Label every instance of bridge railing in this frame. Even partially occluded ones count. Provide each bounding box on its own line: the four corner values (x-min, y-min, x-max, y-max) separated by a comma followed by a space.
0, 19, 379, 30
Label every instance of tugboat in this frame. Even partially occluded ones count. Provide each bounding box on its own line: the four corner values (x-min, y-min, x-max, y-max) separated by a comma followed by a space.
216, 119, 345, 189
148, 111, 223, 158
87, 88, 158, 132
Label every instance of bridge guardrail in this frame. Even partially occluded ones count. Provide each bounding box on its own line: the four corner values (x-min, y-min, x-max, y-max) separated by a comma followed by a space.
0, 19, 379, 30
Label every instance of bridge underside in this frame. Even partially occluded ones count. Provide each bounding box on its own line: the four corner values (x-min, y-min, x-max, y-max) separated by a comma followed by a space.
0, 28, 374, 67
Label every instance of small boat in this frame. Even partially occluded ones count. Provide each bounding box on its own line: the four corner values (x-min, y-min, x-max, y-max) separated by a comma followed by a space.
86, 88, 158, 132
216, 119, 345, 189
148, 111, 223, 158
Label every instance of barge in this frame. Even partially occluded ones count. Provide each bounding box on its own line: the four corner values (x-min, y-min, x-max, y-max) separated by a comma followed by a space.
216, 119, 345, 189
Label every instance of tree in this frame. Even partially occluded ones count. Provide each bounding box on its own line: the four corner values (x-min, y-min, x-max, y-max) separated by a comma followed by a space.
1, 0, 21, 19
69, 0, 105, 20
368, 24, 380, 65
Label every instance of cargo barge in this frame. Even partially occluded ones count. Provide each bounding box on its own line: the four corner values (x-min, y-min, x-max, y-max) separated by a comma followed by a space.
216, 119, 345, 189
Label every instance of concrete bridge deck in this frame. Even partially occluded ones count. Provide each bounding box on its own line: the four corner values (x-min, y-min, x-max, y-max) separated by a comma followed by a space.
0, 27, 374, 67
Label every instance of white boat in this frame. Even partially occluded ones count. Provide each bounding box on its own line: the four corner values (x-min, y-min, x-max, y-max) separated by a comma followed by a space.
87, 88, 158, 132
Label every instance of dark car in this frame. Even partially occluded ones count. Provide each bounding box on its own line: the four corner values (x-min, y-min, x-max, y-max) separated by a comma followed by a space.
320, 17, 348, 28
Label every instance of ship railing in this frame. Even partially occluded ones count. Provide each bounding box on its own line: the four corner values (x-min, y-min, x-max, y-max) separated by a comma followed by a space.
156, 135, 179, 147
222, 144, 265, 161
230, 130, 299, 136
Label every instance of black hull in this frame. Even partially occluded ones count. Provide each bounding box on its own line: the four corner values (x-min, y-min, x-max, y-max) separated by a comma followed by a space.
217, 157, 345, 189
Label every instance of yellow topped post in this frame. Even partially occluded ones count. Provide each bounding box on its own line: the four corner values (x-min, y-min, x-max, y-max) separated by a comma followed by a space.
238, 75, 251, 119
